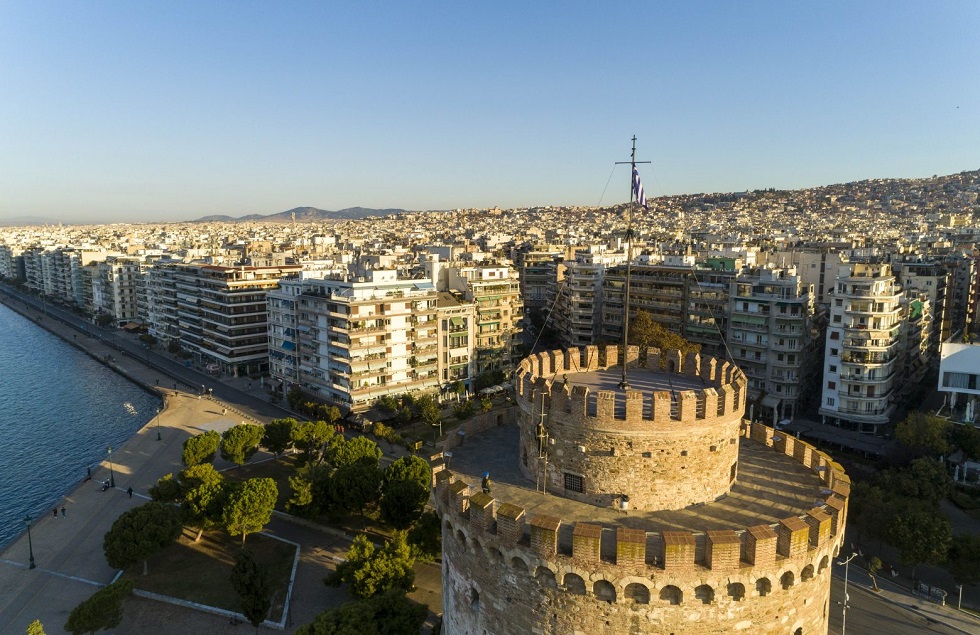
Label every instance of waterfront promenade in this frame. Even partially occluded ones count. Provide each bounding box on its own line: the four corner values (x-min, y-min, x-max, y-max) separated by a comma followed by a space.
0, 290, 442, 634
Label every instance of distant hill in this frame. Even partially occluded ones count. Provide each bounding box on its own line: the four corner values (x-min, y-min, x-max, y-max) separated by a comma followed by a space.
0, 215, 62, 226
192, 206, 407, 223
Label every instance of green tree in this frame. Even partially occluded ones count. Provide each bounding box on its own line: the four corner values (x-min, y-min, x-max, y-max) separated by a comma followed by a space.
287, 463, 332, 517
950, 423, 980, 459
286, 385, 307, 410
375, 394, 398, 413
628, 310, 700, 359
420, 400, 441, 426
330, 436, 382, 469
25, 619, 45, 635
263, 418, 297, 460
182, 430, 220, 467
878, 457, 952, 504
881, 499, 952, 580
479, 397, 492, 412
148, 473, 182, 503
407, 511, 442, 563
230, 549, 272, 629
330, 463, 382, 516
325, 532, 415, 599
384, 456, 431, 491
948, 533, 980, 586
379, 480, 428, 529
223, 477, 278, 546
866, 555, 882, 592
64, 580, 133, 635
895, 412, 950, 455
295, 590, 427, 635
292, 420, 335, 465
220, 424, 265, 465
317, 404, 341, 425
179, 463, 227, 542
103, 502, 182, 575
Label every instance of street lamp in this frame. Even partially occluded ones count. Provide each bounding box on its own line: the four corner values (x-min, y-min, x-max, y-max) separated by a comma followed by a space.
837, 552, 859, 635
24, 514, 35, 569
155, 406, 162, 441
107, 445, 115, 488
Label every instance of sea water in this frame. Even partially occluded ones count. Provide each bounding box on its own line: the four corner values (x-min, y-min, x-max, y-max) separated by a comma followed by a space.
0, 302, 158, 548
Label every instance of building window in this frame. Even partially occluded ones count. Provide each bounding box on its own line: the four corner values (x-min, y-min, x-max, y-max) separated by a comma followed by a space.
830, 348, 838, 356
828, 381, 836, 390
564, 473, 583, 493
829, 365, 837, 373
826, 397, 835, 406
830, 331, 840, 340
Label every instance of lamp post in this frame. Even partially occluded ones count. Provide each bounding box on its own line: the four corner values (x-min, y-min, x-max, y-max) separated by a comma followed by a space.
107, 445, 115, 488
837, 552, 858, 635
156, 406, 162, 441
24, 514, 35, 569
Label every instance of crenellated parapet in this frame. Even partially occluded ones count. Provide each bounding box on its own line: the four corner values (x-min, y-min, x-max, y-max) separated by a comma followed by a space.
515, 345, 747, 511
516, 346, 746, 426
434, 424, 848, 619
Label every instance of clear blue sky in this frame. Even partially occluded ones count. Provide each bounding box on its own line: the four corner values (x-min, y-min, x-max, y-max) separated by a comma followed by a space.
1, 2, 978, 223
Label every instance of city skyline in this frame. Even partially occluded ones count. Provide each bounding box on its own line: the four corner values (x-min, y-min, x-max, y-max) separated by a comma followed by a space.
2, 2, 978, 223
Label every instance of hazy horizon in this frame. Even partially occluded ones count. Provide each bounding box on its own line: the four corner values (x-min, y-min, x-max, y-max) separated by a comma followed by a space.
2, 2, 978, 223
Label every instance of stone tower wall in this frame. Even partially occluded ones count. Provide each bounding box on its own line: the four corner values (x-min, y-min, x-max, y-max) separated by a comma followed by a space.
436, 421, 850, 635
515, 346, 748, 510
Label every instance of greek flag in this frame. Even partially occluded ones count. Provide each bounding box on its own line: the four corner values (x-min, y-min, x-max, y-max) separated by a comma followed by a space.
632, 166, 647, 209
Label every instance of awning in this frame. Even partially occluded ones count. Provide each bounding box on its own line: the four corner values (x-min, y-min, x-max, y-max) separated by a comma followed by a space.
450, 317, 464, 327
280, 341, 296, 351
734, 315, 767, 325
761, 395, 781, 409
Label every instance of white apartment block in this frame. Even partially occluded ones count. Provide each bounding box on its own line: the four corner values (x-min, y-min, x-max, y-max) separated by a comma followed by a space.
939, 341, 980, 425
268, 270, 440, 412
819, 260, 906, 433
436, 292, 477, 389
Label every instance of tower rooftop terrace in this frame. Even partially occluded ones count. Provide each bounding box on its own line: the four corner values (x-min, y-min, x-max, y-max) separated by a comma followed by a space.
445, 422, 823, 535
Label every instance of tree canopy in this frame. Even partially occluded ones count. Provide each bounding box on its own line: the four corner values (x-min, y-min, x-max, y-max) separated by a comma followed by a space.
295, 590, 427, 635
628, 310, 700, 359
330, 463, 383, 516
895, 412, 950, 456
384, 456, 431, 491
230, 548, 272, 628
26, 619, 45, 635
263, 418, 297, 459
880, 498, 952, 573
220, 423, 265, 465
292, 420, 335, 465
223, 477, 278, 545
948, 533, 980, 586
182, 430, 220, 467
179, 463, 228, 541
325, 532, 415, 599
379, 480, 429, 529
330, 436, 382, 469
103, 502, 182, 575
148, 473, 182, 503
64, 580, 132, 635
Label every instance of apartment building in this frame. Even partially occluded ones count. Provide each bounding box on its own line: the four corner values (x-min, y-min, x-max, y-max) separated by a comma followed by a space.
819, 260, 906, 433
446, 264, 524, 377
600, 257, 733, 359
939, 341, 980, 425
173, 263, 302, 377
515, 246, 564, 318
0, 244, 25, 280
896, 259, 949, 359
436, 291, 477, 389
268, 270, 439, 412
553, 249, 625, 348
727, 266, 822, 423
90, 257, 143, 323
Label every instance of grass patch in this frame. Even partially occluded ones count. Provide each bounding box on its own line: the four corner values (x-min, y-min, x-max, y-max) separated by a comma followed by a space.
124, 529, 295, 620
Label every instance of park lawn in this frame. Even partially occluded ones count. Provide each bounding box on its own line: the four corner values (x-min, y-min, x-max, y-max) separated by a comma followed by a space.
124, 529, 296, 621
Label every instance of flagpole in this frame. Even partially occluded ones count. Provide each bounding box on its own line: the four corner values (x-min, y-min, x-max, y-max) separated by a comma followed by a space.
615, 136, 650, 390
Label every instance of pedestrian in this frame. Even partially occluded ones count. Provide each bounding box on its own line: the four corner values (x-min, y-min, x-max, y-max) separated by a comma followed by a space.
86, 466, 91, 481
61, 506, 66, 517
482, 472, 492, 495
127, 486, 133, 498
52, 508, 57, 518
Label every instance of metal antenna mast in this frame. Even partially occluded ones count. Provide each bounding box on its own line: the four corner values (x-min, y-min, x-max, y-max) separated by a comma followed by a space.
615, 136, 650, 389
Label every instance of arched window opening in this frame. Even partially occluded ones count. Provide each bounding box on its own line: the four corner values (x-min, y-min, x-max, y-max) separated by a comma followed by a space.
694, 584, 714, 605
625, 583, 650, 604
564, 573, 586, 595
659, 585, 682, 605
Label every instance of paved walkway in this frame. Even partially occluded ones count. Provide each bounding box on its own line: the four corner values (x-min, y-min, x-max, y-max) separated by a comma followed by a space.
0, 291, 441, 634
